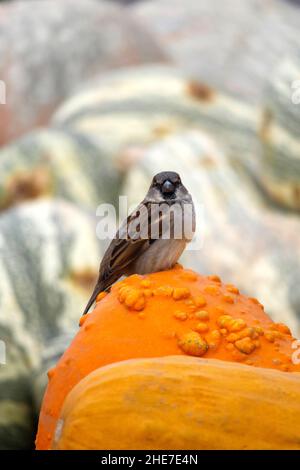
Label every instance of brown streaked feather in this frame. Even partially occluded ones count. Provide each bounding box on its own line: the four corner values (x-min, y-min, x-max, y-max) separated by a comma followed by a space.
82, 202, 153, 315
99, 201, 153, 281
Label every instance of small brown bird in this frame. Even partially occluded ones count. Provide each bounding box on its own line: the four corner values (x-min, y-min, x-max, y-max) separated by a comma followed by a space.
83, 171, 195, 315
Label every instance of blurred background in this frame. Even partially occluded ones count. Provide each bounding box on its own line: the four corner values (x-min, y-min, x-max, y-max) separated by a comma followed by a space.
0, 0, 299, 449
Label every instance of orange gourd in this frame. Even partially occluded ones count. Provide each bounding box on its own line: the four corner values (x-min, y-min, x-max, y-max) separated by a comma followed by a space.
52, 356, 300, 450
36, 266, 300, 449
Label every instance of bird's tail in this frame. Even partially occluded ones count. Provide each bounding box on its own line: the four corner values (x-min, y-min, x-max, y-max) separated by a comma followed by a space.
82, 282, 103, 316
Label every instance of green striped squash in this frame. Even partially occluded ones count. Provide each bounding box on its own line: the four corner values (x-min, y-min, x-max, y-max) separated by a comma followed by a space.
132, 0, 300, 104
259, 56, 300, 210
52, 65, 259, 169
0, 198, 102, 449
0, 128, 121, 211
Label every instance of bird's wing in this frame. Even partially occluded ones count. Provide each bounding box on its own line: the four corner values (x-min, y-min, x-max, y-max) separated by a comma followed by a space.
99, 201, 154, 289
82, 200, 180, 315
82, 204, 151, 315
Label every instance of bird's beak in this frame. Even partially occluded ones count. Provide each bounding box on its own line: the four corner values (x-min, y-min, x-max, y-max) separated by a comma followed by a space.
162, 180, 175, 194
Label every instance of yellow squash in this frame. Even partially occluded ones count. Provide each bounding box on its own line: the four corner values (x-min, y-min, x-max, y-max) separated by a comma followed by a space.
53, 356, 300, 450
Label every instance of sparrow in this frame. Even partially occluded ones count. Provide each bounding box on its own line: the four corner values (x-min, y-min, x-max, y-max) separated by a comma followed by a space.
83, 171, 195, 315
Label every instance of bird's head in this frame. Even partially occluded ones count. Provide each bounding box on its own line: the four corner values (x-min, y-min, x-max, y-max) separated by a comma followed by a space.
146, 171, 191, 204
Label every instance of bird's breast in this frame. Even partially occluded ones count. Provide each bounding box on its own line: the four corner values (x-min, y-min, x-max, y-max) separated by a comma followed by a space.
131, 238, 187, 275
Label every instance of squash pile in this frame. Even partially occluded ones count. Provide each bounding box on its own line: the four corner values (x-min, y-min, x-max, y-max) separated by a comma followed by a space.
36, 266, 300, 450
